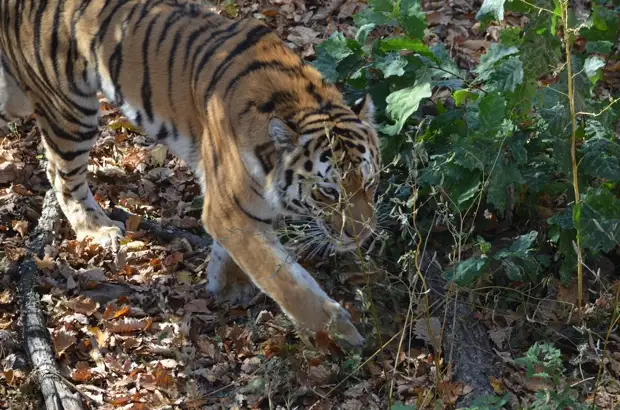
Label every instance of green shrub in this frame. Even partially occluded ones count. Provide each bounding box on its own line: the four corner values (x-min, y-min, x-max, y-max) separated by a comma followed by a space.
314, 0, 619, 287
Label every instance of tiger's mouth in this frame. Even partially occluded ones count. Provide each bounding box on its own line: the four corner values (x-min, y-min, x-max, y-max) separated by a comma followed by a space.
316, 220, 372, 253
278, 216, 371, 258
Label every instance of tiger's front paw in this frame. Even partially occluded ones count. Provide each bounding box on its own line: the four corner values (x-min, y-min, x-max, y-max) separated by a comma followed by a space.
76, 222, 124, 250
323, 301, 365, 348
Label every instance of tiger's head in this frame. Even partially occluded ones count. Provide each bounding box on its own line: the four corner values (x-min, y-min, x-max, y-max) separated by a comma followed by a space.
266, 95, 380, 254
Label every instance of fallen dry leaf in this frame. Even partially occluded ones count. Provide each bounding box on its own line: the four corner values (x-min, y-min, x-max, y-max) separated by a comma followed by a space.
3, 369, 26, 386
71, 361, 94, 382
125, 213, 142, 232
52, 329, 77, 357
153, 361, 176, 390
64, 296, 99, 316
34, 254, 56, 270
307, 364, 333, 385
413, 317, 442, 348
104, 317, 152, 334
103, 303, 131, 320
149, 144, 168, 167
0, 289, 13, 305
10, 183, 33, 196
11, 220, 28, 237
87, 326, 109, 348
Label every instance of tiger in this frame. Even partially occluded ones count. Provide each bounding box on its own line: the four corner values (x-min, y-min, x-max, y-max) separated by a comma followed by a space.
0, 0, 380, 347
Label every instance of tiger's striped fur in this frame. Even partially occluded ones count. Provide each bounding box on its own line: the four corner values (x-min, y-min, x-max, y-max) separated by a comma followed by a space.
0, 0, 380, 346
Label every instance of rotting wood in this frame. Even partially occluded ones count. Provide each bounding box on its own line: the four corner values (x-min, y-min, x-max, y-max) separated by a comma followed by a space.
19, 189, 84, 410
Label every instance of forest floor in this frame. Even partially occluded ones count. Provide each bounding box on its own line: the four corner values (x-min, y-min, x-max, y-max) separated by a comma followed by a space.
1, 0, 619, 409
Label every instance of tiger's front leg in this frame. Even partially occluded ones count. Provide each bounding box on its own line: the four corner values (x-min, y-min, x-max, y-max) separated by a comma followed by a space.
34, 97, 124, 248
203, 202, 365, 347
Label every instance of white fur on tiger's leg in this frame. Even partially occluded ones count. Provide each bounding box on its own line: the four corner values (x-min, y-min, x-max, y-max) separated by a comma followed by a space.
207, 240, 258, 305
0, 51, 33, 130
35, 103, 124, 248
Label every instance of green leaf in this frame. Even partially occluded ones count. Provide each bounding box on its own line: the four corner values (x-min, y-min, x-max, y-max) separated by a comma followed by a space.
379, 37, 431, 55
584, 56, 605, 84
581, 137, 620, 182
548, 206, 574, 230
373, 53, 408, 77
448, 257, 488, 286
478, 93, 506, 134
355, 23, 376, 45
575, 188, 620, 253
381, 81, 432, 136
495, 231, 538, 259
500, 27, 522, 47
488, 56, 524, 92
494, 231, 542, 283
453, 89, 472, 107
487, 161, 523, 216
456, 179, 482, 207
369, 0, 394, 13
474, 44, 519, 75
316, 32, 355, 61
550, 0, 561, 35
585, 119, 614, 140
390, 402, 416, 410
432, 79, 464, 89
501, 259, 524, 281
476, 0, 506, 22
586, 40, 613, 54
398, 1, 426, 39
465, 393, 510, 410
581, 5, 619, 42
518, 18, 562, 78
312, 55, 340, 83
556, 229, 577, 285
354, 7, 395, 26
313, 32, 358, 83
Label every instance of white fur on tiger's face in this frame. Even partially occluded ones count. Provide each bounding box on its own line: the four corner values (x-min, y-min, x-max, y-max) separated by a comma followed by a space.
0, 0, 381, 347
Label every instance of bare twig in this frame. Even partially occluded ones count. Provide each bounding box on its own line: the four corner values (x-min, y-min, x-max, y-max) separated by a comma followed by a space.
108, 207, 212, 250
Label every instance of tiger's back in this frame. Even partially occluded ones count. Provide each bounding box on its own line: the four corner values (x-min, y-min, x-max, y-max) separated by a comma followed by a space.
0, 0, 380, 347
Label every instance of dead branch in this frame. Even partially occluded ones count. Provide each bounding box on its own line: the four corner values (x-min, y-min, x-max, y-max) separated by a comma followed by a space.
108, 207, 212, 250
19, 189, 84, 410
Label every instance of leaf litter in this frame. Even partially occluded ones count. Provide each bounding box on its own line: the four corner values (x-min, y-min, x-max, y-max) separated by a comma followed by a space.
1, 0, 619, 409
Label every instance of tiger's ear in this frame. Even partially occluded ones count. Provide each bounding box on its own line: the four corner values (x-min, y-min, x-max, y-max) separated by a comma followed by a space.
352, 94, 375, 124
268, 118, 297, 152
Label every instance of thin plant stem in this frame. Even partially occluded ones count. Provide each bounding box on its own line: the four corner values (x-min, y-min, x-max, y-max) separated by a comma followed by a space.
561, 0, 584, 318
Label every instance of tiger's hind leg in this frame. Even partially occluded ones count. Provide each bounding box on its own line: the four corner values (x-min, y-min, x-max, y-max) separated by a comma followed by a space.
207, 240, 258, 305
34, 96, 124, 248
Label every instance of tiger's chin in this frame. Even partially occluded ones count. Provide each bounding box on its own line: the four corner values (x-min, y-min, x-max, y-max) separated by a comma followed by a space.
317, 222, 370, 254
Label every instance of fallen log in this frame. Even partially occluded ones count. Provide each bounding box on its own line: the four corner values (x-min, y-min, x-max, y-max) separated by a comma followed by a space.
19, 190, 84, 410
